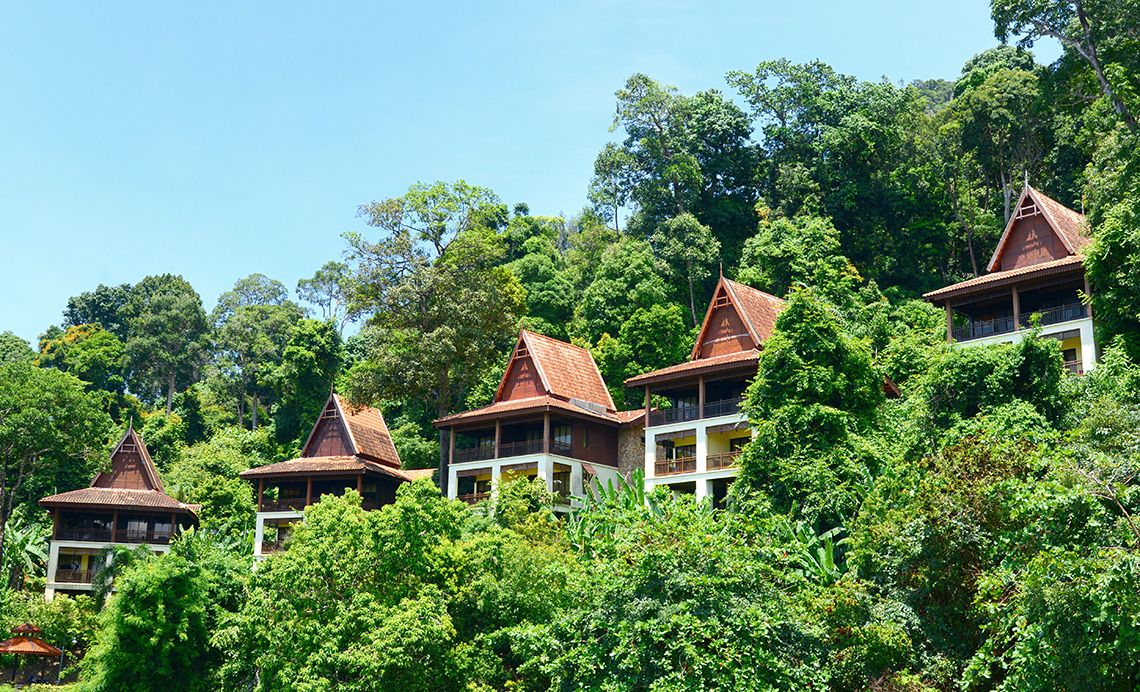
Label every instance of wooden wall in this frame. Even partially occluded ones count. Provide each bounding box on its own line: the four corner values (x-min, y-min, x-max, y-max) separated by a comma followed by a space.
307, 415, 353, 457
94, 451, 153, 490
500, 355, 544, 401
697, 304, 755, 358
996, 215, 1067, 271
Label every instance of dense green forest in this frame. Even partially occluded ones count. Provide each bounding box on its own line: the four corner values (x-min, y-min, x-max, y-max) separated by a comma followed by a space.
3, 0, 1140, 689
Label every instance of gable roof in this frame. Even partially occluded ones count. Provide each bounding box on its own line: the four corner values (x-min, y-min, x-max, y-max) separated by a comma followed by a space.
493, 330, 615, 412
986, 186, 1090, 272
92, 423, 164, 492
688, 275, 784, 360
301, 392, 401, 468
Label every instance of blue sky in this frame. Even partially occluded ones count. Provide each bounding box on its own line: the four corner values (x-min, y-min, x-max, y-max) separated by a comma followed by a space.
0, 1, 1058, 346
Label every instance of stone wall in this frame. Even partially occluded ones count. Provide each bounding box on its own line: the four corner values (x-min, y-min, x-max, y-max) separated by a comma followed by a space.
617, 423, 645, 481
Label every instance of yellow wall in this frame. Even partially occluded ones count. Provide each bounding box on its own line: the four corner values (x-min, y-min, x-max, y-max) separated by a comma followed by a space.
707, 430, 751, 454
1061, 336, 1082, 362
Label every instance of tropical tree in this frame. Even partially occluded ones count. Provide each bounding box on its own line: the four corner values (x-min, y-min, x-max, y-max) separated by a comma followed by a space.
124, 275, 209, 416
0, 362, 109, 574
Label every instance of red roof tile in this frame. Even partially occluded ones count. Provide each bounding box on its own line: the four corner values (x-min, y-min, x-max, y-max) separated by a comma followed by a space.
0, 636, 62, 656
435, 394, 621, 426
335, 395, 401, 468
39, 488, 198, 514
615, 409, 646, 425
403, 468, 435, 481
986, 186, 1090, 272
922, 255, 1084, 301
625, 350, 761, 387
723, 278, 785, 344
239, 456, 414, 481
515, 330, 615, 411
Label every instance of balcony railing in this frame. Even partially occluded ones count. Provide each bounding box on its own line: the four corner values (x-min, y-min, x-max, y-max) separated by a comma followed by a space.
114, 529, 172, 545
55, 569, 96, 584
655, 456, 697, 476
260, 540, 286, 554
1065, 360, 1084, 376
498, 439, 545, 458
457, 492, 491, 505
953, 303, 1088, 342
454, 446, 496, 463
703, 397, 743, 419
1018, 303, 1087, 328
259, 498, 306, 512
56, 528, 112, 542
707, 450, 743, 470
648, 405, 700, 427
953, 315, 1016, 342
648, 398, 745, 427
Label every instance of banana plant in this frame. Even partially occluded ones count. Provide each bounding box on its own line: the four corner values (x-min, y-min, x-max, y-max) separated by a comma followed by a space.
774, 515, 848, 585
2, 515, 49, 588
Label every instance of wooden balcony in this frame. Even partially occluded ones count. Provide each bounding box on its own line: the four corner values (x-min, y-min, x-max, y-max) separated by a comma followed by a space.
654, 456, 697, 476
453, 439, 576, 464
55, 569, 96, 584
114, 529, 172, 545
1065, 360, 1084, 376
260, 540, 286, 554
707, 450, 743, 470
953, 302, 1086, 342
56, 528, 112, 542
648, 398, 743, 427
258, 495, 379, 513
457, 492, 491, 505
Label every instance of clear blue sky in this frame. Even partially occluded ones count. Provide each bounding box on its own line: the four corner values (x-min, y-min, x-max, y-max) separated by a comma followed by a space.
0, 1, 1058, 346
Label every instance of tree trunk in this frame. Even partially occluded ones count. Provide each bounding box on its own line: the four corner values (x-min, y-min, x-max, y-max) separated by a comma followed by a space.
251, 393, 259, 429
688, 269, 698, 326
238, 381, 246, 428
166, 371, 175, 417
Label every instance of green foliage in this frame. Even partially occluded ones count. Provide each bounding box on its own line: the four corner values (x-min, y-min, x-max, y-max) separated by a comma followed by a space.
37, 325, 126, 396
164, 426, 267, 530
270, 318, 341, 445
0, 590, 99, 661
579, 236, 670, 341
0, 362, 110, 573
0, 332, 35, 365
1, 512, 48, 589
739, 287, 886, 529
593, 303, 692, 407
62, 283, 134, 341
124, 275, 209, 415
737, 214, 861, 301
80, 545, 240, 692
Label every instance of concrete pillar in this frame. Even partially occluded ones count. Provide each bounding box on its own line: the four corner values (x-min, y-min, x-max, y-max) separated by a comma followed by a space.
695, 479, 710, 502
253, 517, 265, 557
447, 465, 459, 500
538, 456, 553, 492
45, 541, 60, 594
571, 462, 584, 498
1081, 318, 1098, 370
645, 429, 656, 479
695, 421, 708, 474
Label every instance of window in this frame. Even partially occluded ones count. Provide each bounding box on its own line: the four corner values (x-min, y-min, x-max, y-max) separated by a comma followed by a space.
730, 437, 750, 451
673, 444, 696, 459
552, 424, 572, 446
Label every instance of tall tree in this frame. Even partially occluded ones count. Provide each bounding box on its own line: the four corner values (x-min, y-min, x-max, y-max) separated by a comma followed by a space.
0, 362, 109, 575
344, 217, 525, 419
62, 283, 133, 341
211, 274, 304, 430
356, 180, 505, 259
124, 275, 209, 416
37, 324, 127, 396
296, 261, 358, 330
992, 0, 1139, 129
271, 319, 342, 445
650, 213, 721, 325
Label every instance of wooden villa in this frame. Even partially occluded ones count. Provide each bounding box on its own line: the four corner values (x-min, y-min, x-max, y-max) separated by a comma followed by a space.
39, 424, 199, 600
240, 392, 431, 557
625, 276, 784, 506
923, 185, 1097, 374
434, 329, 645, 509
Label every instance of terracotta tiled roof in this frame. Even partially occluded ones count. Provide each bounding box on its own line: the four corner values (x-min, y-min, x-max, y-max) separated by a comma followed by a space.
0, 636, 63, 656
336, 395, 401, 468
39, 488, 198, 514
435, 394, 621, 426
922, 255, 1084, 302
240, 456, 413, 481
615, 410, 645, 425
723, 278, 785, 344
403, 468, 436, 481
625, 350, 760, 387
519, 330, 616, 411
1031, 187, 1090, 253
986, 186, 1090, 272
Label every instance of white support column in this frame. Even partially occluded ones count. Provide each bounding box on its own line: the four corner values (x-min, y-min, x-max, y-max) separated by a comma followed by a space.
571, 462, 584, 498
538, 455, 554, 492
253, 516, 265, 557
45, 542, 61, 600
447, 465, 459, 500
490, 461, 504, 502
1080, 319, 1098, 370
695, 421, 708, 474
695, 479, 710, 502
644, 430, 656, 479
